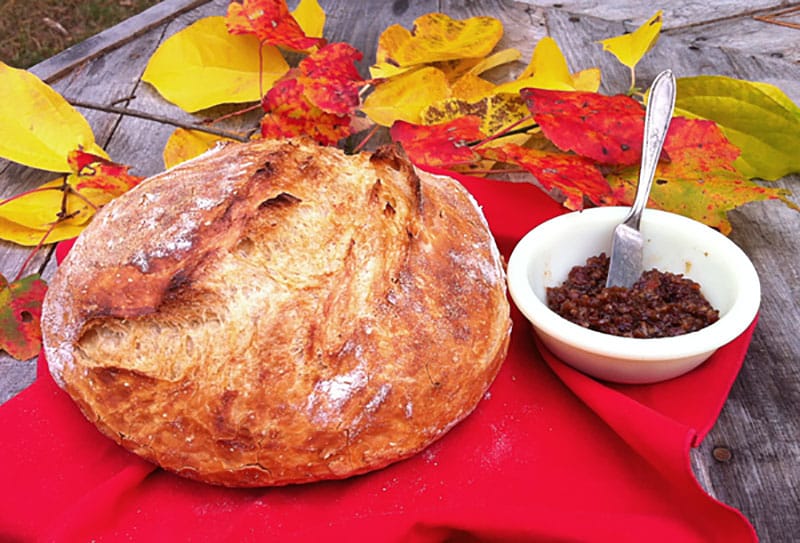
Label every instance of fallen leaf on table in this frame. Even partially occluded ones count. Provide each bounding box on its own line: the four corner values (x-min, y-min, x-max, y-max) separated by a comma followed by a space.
362, 67, 452, 126
390, 117, 485, 168
0, 273, 48, 361
605, 117, 798, 234
422, 93, 531, 138
261, 76, 353, 145
291, 0, 325, 40
143, 16, 289, 112
0, 61, 106, 172
478, 142, 610, 210
495, 37, 600, 94
371, 13, 503, 76
226, 0, 324, 51
599, 11, 663, 70
674, 75, 800, 180
521, 88, 646, 166
298, 42, 365, 115
163, 129, 237, 170
0, 151, 142, 245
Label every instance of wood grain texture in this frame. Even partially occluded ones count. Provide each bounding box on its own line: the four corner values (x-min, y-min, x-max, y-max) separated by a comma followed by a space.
1, 0, 799, 538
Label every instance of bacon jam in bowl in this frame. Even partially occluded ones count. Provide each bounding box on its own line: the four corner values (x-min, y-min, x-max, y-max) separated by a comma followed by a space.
546, 253, 719, 339
506, 207, 760, 384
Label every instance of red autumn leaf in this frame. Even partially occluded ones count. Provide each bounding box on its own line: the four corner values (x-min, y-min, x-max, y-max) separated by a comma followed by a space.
521, 88, 646, 166
261, 75, 353, 145
478, 142, 610, 210
390, 117, 485, 168
605, 117, 799, 234
68, 150, 143, 194
0, 273, 48, 361
226, 0, 323, 51
298, 42, 365, 115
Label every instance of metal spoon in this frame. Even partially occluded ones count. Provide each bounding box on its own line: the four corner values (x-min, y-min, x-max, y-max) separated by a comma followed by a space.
605, 69, 676, 288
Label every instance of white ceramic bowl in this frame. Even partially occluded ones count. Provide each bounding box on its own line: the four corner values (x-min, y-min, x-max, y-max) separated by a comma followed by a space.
506, 207, 761, 384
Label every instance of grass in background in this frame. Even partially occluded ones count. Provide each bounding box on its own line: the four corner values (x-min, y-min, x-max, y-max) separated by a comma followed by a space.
0, 0, 162, 68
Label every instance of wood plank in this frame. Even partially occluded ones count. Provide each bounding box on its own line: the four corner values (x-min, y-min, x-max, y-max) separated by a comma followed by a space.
29, 0, 210, 83
521, 0, 787, 30
671, 14, 800, 64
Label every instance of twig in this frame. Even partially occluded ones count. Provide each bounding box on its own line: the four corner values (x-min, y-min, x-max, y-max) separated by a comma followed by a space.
13, 221, 57, 282
205, 103, 262, 125
66, 99, 251, 142
352, 124, 379, 153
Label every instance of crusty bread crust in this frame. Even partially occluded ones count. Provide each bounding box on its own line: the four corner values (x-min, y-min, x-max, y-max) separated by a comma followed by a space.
41, 139, 511, 487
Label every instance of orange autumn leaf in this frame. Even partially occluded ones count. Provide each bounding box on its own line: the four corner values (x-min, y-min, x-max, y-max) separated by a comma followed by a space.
0, 150, 142, 245
521, 88, 646, 166
68, 149, 142, 195
298, 42, 365, 115
226, 0, 323, 50
261, 75, 353, 145
478, 142, 610, 210
390, 117, 485, 168
606, 117, 799, 234
0, 273, 47, 360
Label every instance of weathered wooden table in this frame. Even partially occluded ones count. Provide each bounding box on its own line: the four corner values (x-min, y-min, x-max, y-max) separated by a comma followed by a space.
1, 0, 798, 539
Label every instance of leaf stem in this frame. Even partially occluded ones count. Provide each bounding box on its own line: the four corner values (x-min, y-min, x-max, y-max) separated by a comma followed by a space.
67, 99, 250, 142
13, 222, 56, 282
470, 116, 538, 148
352, 124, 379, 154
0, 186, 63, 208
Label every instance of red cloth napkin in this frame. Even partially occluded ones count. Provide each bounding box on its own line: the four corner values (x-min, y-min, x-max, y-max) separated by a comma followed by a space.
0, 174, 758, 542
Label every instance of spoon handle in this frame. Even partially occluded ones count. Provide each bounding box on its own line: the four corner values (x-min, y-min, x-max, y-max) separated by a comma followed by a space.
623, 70, 676, 229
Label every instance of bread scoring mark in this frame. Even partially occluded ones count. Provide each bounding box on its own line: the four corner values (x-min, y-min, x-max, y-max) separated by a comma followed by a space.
258, 192, 302, 210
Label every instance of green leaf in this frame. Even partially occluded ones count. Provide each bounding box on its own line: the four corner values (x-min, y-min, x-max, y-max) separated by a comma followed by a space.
675, 75, 800, 180
0, 273, 48, 361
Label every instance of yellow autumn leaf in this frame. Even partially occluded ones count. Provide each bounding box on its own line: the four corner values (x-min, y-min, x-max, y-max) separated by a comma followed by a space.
467, 48, 522, 76
437, 48, 522, 84
0, 61, 105, 173
361, 67, 452, 126
292, 0, 325, 39
373, 13, 503, 69
423, 93, 530, 137
0, 214, 85, 246
163, 128, 236, 169
143, 16, 290, 113
451, 73, 497, 101
494, 37, 581, 94
571, 68, 602, 92
369, 63, 416, 80
0, 175, 103, 245
599, 11, 663, 69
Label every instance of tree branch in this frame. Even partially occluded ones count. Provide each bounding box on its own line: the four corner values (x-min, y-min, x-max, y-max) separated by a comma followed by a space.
66, 99, 251, 142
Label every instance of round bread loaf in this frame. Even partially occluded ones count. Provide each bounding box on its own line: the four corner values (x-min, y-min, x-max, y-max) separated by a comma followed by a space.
41, 138, 511, 487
